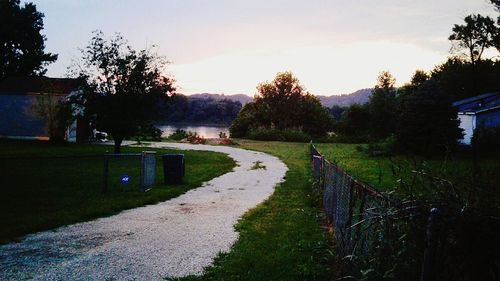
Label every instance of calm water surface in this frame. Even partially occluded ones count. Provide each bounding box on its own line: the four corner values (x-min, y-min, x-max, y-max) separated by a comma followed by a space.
157, 125, 230, 138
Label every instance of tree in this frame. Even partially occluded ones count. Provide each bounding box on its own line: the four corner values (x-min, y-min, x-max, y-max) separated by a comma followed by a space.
71, 31, 175, 153
337, 103, 371, 139
431, 57, 500, 100
368, 71, 398, 140
0, 0, 57, 79
448, 14, 499, 66
230, 71, 333, 139
396, 80, 463, 154
329, 105, 345, 121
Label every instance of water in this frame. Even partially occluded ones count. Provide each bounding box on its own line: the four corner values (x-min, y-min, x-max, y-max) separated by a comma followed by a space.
157, 124, 230, 139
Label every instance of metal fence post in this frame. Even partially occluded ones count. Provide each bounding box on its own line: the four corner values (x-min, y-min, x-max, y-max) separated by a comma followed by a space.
421, 208, 440, 281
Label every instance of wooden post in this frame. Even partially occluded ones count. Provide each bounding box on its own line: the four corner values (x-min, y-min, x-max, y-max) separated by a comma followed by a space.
421, 208, 440, 281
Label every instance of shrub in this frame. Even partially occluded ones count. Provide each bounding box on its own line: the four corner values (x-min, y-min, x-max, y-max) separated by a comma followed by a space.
472, 125, 500, 151
185, 131, 206, 144
247, 128, 311, 142
168, 129, 188, 141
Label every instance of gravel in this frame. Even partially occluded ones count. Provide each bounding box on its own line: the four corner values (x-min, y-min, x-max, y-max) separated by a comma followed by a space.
0, 142, 288, 280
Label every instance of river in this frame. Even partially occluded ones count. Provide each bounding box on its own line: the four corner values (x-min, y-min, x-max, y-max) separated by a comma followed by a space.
156, 124, 230, 139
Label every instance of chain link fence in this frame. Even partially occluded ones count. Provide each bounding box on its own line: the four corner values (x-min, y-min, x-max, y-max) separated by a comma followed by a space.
311, 143, 391, 258
310, 143, 445, 281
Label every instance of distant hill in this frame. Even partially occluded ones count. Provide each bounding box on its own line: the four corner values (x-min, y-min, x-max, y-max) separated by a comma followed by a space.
189, 93, 253, 105
316, 88, 373, 108
189, 89, 373, 108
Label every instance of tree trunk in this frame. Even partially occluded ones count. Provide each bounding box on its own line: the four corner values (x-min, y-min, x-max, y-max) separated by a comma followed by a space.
114, 137, 123, 154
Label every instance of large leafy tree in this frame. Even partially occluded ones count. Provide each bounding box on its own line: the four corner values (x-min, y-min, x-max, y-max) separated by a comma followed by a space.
0, 0, 57, 79
431, 57, 500, 100
71, 31, 175, 153
230, 71, 333, 139
368, 71, 398, 140
397, 78, 462, 154
448, 14, 499, 66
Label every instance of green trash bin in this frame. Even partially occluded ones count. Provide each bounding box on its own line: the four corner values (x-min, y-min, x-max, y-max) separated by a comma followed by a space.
161, 154, 185, 184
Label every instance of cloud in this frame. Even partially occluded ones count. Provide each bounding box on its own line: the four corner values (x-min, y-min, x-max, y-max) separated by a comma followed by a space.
170, 40, 445, 95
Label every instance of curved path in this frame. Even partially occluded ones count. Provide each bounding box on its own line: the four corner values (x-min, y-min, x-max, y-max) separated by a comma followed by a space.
0, 142, 288, 280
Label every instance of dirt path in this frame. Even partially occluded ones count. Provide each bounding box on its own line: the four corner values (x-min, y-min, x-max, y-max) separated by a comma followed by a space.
0, 142, 288, 280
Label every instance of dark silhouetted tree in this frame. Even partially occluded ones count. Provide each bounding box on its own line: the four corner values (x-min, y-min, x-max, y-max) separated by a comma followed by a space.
230, 71, 333, 139
71, 31, 175, 153
368, 71, 398, 140
431, 57, 500, 100
448, 14, 499, 66
337, 103, 370, 139
329, 105, 345, 121
396, 80, 462, 154
0, 0, 57, 79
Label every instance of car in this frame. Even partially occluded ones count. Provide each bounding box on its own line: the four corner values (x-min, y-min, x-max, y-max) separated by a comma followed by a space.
94, 130, 108, 142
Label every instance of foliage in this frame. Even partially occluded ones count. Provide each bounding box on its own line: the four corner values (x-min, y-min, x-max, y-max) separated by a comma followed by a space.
0, 0, 57, 79
167, 129, 188, 141
396, 79, 463, 154
315, 143, 500, 281
133, 124, 163, 143
472, 125, 500, 151
448, 14, 499, 65
229, 102, 261, 138
230, 71, 334, 139
368, 71, 398, 140
0, 139, 235, 243
185, 131, 206, 144
431, 57, 500, 101
70, 31, 175, 153
246, 128, 312, 142
29, 94, 74, 143
328, 104, 345, 121
335, 103, 371, 140
159, 94, 242, 125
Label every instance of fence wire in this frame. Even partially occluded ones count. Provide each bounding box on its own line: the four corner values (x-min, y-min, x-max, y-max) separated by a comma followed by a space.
310, 143, 390, 259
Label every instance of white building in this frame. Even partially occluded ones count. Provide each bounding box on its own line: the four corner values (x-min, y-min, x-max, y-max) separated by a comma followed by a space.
453, 92, 500, 145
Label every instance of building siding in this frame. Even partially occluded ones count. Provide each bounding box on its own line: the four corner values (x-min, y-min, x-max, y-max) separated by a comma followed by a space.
0, 94, 48, 139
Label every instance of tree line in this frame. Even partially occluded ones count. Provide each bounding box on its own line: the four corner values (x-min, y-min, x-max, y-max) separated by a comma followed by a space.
157, 94, 242, 125
1, 0, 499, 153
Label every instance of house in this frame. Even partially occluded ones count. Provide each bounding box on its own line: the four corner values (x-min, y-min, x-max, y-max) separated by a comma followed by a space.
0, 76, 87, 142
453, 92, 500, 145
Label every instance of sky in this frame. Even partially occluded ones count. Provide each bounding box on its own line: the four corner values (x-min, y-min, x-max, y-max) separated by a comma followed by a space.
28, 0, 497, 96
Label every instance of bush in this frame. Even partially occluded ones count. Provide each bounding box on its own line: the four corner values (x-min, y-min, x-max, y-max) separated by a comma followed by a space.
367, 135, 396, 156
472, 125, 500, 151
133, 125, 163, 142
185, 131, 206, 144
168, 129, 188, 141
247, 128, 311, 142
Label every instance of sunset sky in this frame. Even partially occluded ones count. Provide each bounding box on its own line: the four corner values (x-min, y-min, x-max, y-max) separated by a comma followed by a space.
29, 0, 497, 96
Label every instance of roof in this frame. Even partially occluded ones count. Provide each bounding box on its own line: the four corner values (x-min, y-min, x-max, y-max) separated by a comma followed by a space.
0, 77, 80, 95
453, 92, 500, 114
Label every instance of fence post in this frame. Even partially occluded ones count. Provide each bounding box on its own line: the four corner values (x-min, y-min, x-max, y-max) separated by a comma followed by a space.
102, 152, 109, 193
421, 208, 440, 281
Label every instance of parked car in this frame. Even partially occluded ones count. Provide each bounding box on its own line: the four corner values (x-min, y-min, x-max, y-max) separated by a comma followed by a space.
93, 130, 108, 142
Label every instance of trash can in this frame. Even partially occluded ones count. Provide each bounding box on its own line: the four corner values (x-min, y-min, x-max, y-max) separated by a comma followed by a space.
161, 154, 185, 184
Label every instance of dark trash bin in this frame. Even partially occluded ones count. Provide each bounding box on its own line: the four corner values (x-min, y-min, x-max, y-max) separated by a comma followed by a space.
161, 154, 185, 184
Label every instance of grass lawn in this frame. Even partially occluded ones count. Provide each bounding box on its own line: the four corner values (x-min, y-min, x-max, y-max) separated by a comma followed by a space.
314, 143, 500, 191
0, 139, 235, 244
174, 140, 333, 281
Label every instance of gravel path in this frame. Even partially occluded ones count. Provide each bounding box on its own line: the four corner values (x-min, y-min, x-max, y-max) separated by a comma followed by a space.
0, 142, 288, 280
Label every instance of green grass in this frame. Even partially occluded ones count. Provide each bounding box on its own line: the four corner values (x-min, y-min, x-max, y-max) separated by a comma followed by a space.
174, 140, 332, 281
314, 143, 500, 191
0, 139, 235, 244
